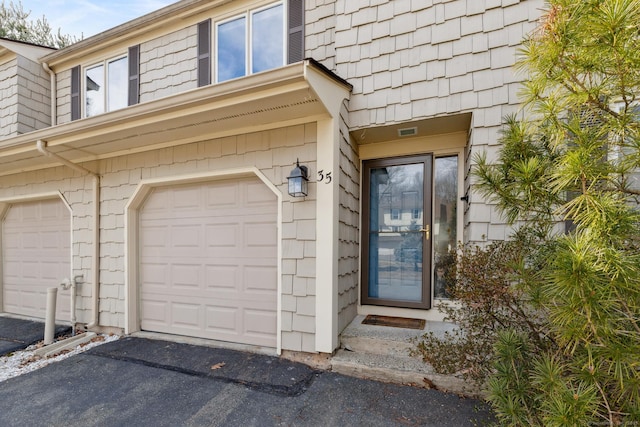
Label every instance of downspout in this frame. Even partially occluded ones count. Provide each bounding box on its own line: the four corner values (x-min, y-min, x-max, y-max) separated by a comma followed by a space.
42, 63, 57, 126
36, 140, 101, 331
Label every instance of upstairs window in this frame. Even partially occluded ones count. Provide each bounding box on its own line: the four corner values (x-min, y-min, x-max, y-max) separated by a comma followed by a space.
85, 56, 128, 117
70, 46, 138, 121
215, 3, 285, 83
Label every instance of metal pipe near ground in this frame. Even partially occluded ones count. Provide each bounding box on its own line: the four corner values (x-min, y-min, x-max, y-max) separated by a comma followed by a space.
44, 287, 58, 345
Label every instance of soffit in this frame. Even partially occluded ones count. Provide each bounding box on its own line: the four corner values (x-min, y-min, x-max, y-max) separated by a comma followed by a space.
0, 61, 351, 176
0, 50, 16, 66
351, 113, 472, 146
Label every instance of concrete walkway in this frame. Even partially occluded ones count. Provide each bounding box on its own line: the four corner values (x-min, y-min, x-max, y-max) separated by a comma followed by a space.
0, 334, 493, 426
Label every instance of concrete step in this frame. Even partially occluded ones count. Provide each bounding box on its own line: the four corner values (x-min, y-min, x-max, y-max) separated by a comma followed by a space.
331, 349, 477, 396
332, 315, 479, 396
339, 315, 457, 357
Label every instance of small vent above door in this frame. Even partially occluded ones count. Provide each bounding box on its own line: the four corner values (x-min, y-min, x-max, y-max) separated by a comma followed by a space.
398, 127, 418, 137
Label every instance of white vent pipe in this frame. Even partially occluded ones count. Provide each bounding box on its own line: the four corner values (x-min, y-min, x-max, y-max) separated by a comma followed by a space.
44, 287, 58, 345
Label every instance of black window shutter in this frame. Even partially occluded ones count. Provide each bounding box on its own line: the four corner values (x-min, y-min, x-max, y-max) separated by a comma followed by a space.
288, 0, 304, 64
128, 45, 140, 106
70, 65, 81, 120
197, 19, 211, 87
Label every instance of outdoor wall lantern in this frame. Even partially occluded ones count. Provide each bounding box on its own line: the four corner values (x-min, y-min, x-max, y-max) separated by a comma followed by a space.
287, 159, 309, 197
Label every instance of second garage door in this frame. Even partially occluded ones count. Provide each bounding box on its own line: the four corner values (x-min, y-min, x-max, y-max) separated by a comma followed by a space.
139, 177, 278, 347
2, 198, 71, 320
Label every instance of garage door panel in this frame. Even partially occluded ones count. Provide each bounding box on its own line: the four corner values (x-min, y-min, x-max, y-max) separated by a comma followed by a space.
139, 225, 167, 247
3, 289, 20, 311
171, 264, 202, 289
22, 232, 40, 249
244, 222, 277, 247
172, 225, 203, 248
41, 230, 64, 249
140, 299, 169, 322
139, 263, 168, 287
140, 177, 277, 347
2, 232, 20, 249
246, 181, 277, 203
20, 260, 40, 279
205, 265, 239, 290
145, 287, 267, 303
204, 306, 238, 333
41, 260, 68, 276
3, 261, 19, 278
2, 198, 71, 320
172, 303, 202, 329
172, 186, 202, 208
141, 189, 169, 211
245, 309, 277, 335
205, 182, 238, 206
19, 291, 40, 311
245, 266, 277, 292
205, 224, 239, 247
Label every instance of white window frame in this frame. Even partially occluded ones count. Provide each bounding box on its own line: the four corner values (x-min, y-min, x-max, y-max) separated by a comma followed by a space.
214, 1, 286, 83
83, 54, 128, 118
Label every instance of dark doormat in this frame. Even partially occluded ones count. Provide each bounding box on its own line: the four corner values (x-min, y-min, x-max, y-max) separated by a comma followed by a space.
361, 315, 425, 330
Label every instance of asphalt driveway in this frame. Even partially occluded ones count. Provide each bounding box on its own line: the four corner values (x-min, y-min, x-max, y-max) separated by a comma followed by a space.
0, 316, 70, 355
0, 335, 493, 426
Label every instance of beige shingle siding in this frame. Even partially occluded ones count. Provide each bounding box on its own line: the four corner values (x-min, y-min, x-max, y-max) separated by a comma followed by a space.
56, 69, 72, 125
139, 26, 198, 102
337, 103, 359, 333
310, 0, 543, 243
305, 0, 337, 68
333, 0, 542, 130
16, 56, 51, 133
0, 55, 50, 139
0, 58, 19, 139
279, 123, 318, 353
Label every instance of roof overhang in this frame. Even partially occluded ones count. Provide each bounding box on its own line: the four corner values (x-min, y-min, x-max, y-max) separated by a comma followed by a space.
41, 0, 235, 69
0, 60, 351, 177
0, 38, 55, 62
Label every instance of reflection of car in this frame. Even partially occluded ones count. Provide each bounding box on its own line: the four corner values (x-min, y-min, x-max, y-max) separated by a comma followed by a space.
395, 247, 422, 272
398, 247, 418, 261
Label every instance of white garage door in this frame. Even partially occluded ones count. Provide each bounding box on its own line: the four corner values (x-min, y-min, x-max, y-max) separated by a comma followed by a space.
2, 199, 71, 320
139, 177, 278, 347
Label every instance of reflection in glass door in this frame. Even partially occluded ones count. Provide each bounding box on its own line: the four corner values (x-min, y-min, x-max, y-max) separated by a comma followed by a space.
362, 155, 432, 309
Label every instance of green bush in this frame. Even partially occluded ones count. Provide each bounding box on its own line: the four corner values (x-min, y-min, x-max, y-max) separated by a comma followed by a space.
415, 1, 640, 424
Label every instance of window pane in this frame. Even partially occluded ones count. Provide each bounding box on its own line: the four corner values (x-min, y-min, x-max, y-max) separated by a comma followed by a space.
368, 163, 424, 303
85, 64, 104, 117
217, 17, 246, 82
252, 4, 283, 74
433, 156, 458, 299
107, 57, 128, 111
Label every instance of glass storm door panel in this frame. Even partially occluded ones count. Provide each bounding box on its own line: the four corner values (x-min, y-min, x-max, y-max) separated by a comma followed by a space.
362, 155, 432, 309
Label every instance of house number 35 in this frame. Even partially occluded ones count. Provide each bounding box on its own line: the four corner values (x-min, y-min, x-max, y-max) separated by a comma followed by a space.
317, 170, 332, 184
